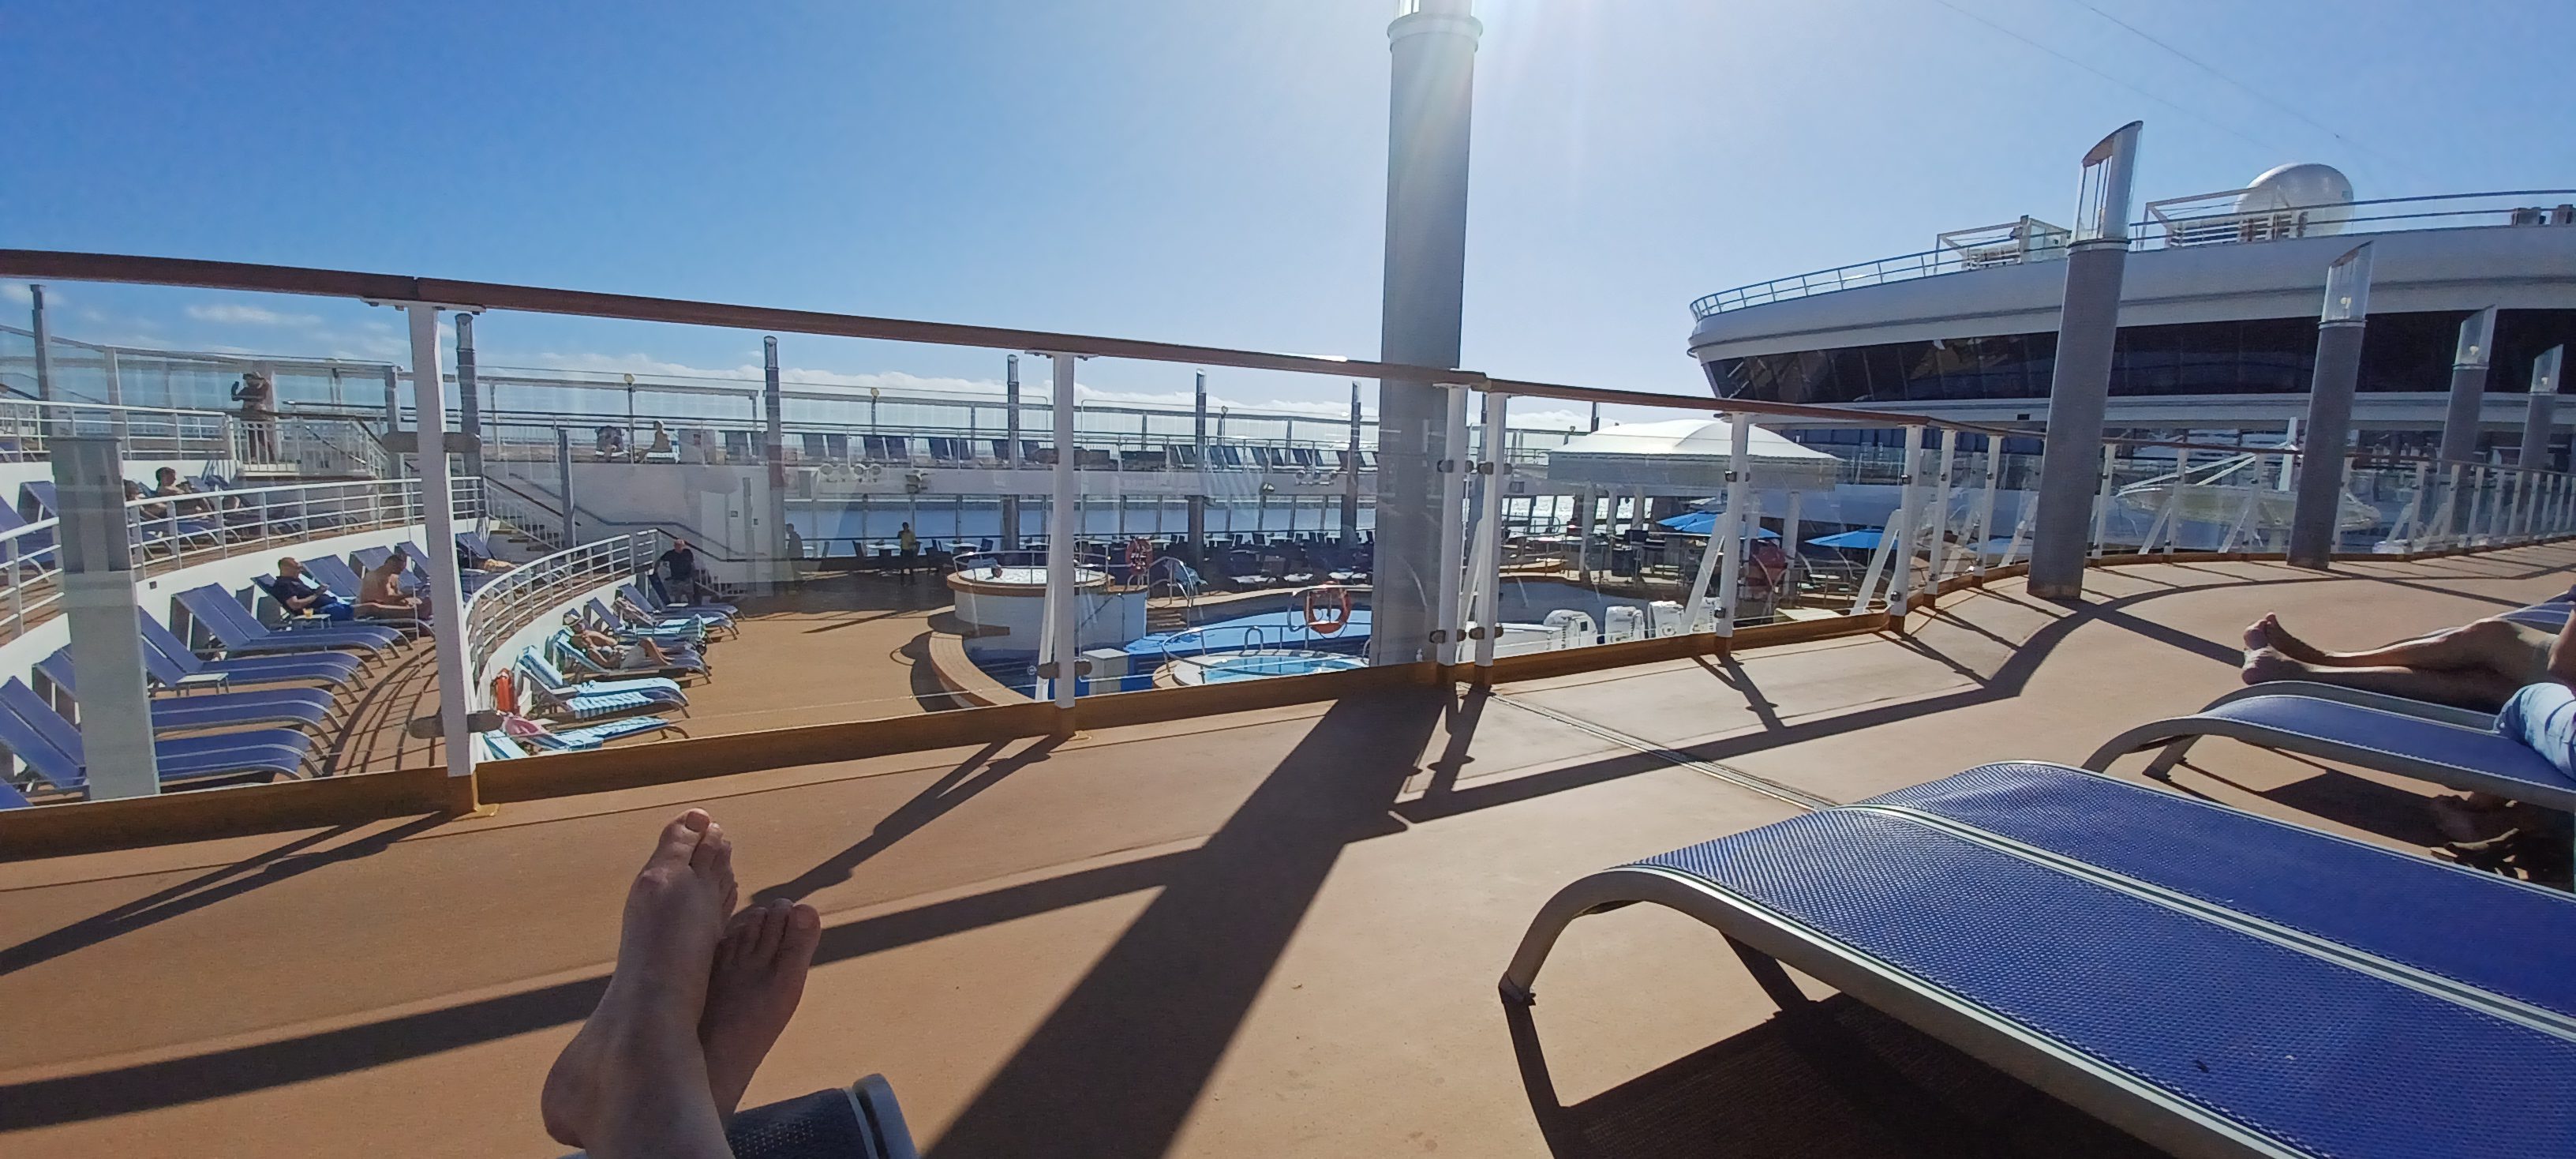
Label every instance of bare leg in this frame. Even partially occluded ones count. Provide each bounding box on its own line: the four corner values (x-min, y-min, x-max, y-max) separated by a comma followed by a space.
2259, 615, 2543, 674
2241, 647, 2527, 709
541, 809, 737, 1157
702, 897, 825, 1120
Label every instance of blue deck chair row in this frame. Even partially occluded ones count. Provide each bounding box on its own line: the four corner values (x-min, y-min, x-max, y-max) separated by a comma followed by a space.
515, 655, 682, 722
590, 596, 707, 646
518, 648, 687, 703
621, 582, 736, 632
174, 584, 400, 658
1505, 760, 2576, 1159
0, 677, 309, 796
36, 649, 333, 735
139, 610, 366, 690
476, 713, 680, 759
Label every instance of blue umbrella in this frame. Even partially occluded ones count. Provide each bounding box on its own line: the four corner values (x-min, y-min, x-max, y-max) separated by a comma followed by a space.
1806, 528, 1885, 550
1655, 512, 1779, 538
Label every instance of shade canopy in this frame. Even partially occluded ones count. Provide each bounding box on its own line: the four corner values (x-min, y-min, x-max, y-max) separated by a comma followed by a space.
1545, 418, 1840, 492
1656, 511, 1780, 538
1807, 528, 1885, 549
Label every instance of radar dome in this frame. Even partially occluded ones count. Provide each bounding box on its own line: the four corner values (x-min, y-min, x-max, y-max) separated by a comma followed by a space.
2235, 163, 2355, 233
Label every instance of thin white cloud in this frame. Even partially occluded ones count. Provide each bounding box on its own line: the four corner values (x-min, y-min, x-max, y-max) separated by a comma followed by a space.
184, 302, 323, 327
0, 283, 39, 306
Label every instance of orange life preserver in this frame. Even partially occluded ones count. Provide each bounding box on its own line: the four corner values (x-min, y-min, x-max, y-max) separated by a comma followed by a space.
492, 670, 518, 716
1302, 584, 1354, 636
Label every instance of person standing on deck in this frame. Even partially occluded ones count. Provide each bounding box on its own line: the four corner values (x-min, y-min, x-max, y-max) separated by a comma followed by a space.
231, 367, 277, 461
897, 522, 918, 584
657, 535, 705, 604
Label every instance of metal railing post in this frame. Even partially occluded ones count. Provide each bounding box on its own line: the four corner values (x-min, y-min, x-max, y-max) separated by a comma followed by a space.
1968, 438, 2002, 580
1038, 351, 1081, 708
1469, 390, 1507, 668
1925, 427, 1956, 580
1886, 425, 1923, 617
403, 304, 477, 784
2087, 442, 2118, 557
1432, 384, 1470, 666
1713, 415, 1753, 636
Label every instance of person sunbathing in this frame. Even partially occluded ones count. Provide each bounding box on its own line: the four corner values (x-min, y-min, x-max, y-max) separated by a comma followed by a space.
540, 808, 824, 1155
2241, 610, 2555, 711
567, 621, 677, 671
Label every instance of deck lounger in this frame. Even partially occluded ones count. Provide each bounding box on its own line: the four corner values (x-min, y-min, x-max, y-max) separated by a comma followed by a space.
139, 611, 365, 690
0, 678, 309, 795
417, 540, 504, 594
0, 780, 27, 808
623, 580, 737, 625
175, 585, 401, 657
590, 597, 706, 643
551, 628, 707, 681
519, 649, 687, 703
694, 1076, 918, 1159
0, 503, 56, 572
298, 554, 426, 633
36, 649, 332, 734
477, 715, 678, 757
2083, 691, 2576, 814
515, 655, 683, 721
1501, 761, 2576, 1159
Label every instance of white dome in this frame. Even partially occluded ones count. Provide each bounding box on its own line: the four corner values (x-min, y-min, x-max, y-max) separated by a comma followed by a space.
2236, 163, 2355, 234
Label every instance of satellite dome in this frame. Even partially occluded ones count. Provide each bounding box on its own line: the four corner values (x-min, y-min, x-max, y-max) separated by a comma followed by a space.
2236, 163, 2355, 234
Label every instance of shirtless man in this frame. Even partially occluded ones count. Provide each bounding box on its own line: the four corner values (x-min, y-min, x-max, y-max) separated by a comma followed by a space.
358, 553, 431, 621
2241, 610, 2560, 711
540, 808, 824, 1155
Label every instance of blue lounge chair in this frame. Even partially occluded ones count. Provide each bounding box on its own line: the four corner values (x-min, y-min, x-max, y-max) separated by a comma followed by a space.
0, 501, 58, 572
174, 584, 401, 657
298, 554, 426, 632
477, 714, 680, 756
1502, 761, 2576, 1159
590, 596, 706, 646
416, 540, 504, 594
0, 780, 27, 808
717, 1077, 918, 1159
138, 610, 365, 690
2083, 687, 2576, 814
515, 655, 682, 722
621, 582, 736, 632
518, 647, 687, 703
36, 649, 332, 734
0, 678, 309, 794
551, 628, 708, 681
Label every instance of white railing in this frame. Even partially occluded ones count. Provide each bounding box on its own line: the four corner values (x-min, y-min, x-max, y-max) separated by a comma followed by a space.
0, 475, 481, 646
0, 397, 242, 464
1690, 189, 2576, 319
463, 529, 659, 696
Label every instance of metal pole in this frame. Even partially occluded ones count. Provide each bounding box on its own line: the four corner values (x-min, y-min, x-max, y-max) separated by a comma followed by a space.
1886, 425, 1923, 618
29, 283, 54, 406
396, 305, 476, 786
2028, 122, 2142, 598
2439, 307, 2496, 468
1372, 0, 1481, 665
555, 426, 578, 547
1041, 353, 1080, 709
1002, 354, 1022, 551
2289, 244, 2374, 569
1713, 415, 1753, 636
1470, 390, 1507, 667
762, 336, 788, 590
2089, 443, 2118, 557
1969, 438, 2002, 579
455, 313, 485, 479
54, 437, 158, 798
1342, 381, 1363, 546
1432, 385, 1470, 666
2519, 346, 2563, 475
1926, 427, 1956, 580
1186, 369, 1206, 563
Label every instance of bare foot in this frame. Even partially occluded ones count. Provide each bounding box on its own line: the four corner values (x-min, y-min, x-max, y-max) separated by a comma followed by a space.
541, 809, 736, 1149
2241, 647, 2312, 685
2252, 614, 2334, 665
702, 897, 825, 1119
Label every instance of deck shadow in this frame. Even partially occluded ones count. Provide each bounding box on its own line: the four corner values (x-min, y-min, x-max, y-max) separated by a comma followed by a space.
1535, 996, 2166, 1159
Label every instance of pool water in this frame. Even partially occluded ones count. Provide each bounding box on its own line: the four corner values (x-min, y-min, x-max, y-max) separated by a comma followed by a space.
1190, 651, 1368, 684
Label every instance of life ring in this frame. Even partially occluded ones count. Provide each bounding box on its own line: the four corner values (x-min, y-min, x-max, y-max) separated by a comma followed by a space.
1302, 584, 1353, 636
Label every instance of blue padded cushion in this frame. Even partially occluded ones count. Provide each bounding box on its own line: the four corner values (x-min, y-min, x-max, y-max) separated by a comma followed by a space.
1873, 762, 2576, 1021
1635, 786, 2576, 1158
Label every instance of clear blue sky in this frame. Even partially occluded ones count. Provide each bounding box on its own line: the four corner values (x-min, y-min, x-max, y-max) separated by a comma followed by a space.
2, 0, 2566, 425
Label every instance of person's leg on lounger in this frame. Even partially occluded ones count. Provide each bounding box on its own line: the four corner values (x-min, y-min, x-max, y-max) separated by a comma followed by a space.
541, 810, 824, 1153
2241, 611, 2551, 710
2439, 607, 2576, 848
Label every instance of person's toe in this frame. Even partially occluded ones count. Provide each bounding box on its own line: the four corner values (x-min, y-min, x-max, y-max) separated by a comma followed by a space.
718, 906, 758, 966
691, 822, 727, 872
781, 903, 822, 966
751, 899, 789, 962
646, 810, 710, 871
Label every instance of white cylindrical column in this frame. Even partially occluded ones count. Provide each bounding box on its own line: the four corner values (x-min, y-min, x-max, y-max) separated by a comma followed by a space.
55, 437, 159, 798
2290, 244, 2375, 568
2029, 122, 2142, 598
405, 305, 475, 781
1042, 353, 1080, 709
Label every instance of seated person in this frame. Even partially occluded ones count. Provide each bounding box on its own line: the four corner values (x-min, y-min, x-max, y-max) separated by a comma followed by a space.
152, 467, 213, 515
457, 541, 511, 575
566, 620, 677, 671
271, 557, 354, 621
2243, 610, 2560, 711
126, 479, 170, 522
358, 553, 431, 621
541, 808, 822, 1154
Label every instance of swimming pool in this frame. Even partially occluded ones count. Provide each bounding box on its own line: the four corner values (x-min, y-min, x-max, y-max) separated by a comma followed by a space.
1169, 651, 1368, 686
